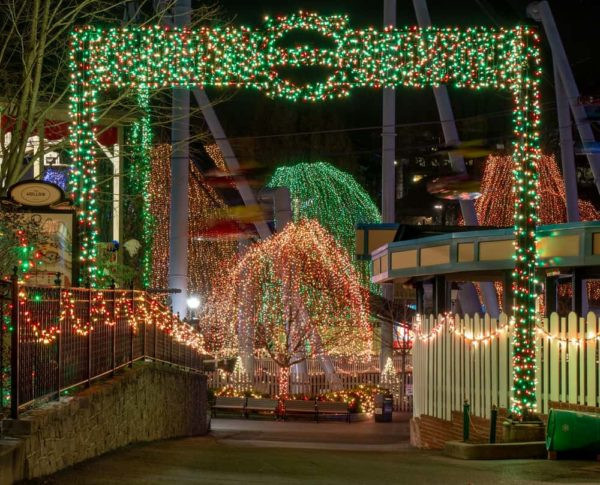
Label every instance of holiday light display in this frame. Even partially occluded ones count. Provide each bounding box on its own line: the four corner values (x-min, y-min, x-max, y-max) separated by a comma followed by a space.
267, 161, 381, 287
17, 286, 204, 351
129, 89, 154, 287
476, 154, 600, 226
69, 12, 542, 416
321, 385, 383, 414
475, 154, 600, 306
148, 144, 237, 295
200, 219, 372, 397
380, 356, 397, 386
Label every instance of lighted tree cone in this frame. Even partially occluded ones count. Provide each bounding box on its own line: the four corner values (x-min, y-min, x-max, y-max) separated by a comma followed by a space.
200, 219, 372, 398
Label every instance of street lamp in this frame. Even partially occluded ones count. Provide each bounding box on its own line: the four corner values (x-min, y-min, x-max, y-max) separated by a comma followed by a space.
186, 295, 201, 324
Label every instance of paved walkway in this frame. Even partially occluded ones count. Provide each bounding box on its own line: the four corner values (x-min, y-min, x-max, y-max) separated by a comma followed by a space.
210, 415, 411, 451
28, 417, 600, 484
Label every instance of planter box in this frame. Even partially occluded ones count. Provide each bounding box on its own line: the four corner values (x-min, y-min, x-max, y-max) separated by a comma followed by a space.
503, 419, 545, 442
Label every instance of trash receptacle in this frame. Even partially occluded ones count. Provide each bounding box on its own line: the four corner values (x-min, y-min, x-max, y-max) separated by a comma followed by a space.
546, 409, 600, 453
374, 394, 393, 422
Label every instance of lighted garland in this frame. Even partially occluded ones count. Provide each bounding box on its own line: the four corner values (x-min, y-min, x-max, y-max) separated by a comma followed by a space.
267, 161, 381, 288
69, 11, 542, 417
200, 219, 372, 395
15, 288, 203, 351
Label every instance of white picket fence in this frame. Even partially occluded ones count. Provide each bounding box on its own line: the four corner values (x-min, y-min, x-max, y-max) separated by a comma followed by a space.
412, 312, 600, 420
206, 355, 413, 410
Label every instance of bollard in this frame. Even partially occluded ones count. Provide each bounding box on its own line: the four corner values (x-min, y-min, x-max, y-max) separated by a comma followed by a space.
490, 405, 498, 443
463, 399, 470, 442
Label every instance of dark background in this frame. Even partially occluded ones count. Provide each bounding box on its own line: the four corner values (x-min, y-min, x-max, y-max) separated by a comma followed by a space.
195, 0, 600, 219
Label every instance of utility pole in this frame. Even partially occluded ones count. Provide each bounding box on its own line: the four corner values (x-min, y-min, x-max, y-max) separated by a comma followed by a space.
380, 0, 396, 371
168, 0, 191, 317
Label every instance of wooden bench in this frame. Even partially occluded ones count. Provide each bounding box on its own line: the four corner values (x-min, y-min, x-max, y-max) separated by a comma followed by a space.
211, 396, 246, 417
283, 399, 317, 421
316, 401, 351, 423
245, 398, 279, 419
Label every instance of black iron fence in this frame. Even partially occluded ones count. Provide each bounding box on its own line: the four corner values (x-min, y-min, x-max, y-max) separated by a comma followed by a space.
0, 275, 204, 418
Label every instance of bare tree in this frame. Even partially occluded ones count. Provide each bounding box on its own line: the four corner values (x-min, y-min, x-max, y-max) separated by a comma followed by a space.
0, 0, 221, 195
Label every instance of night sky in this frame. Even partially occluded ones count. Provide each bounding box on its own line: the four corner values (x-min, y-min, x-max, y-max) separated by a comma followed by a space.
196, 0, 600, 213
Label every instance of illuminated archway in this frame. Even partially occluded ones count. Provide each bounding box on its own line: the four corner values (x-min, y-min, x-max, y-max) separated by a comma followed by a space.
69, 11, 541, 417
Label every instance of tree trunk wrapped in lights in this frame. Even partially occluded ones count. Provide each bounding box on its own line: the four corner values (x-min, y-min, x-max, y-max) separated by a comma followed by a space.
200, 219, 372, 398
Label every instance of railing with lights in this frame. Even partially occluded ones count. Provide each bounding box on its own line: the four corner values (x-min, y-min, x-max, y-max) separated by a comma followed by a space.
0, 274, 205, 419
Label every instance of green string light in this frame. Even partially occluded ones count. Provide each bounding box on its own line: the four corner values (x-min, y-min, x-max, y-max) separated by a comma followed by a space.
129, 88, 154, 288
267, 161, 381, 289
69, 11, 542, 417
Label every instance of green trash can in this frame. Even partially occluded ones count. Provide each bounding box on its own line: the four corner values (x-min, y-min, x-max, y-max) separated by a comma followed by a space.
546, 409, 600, 453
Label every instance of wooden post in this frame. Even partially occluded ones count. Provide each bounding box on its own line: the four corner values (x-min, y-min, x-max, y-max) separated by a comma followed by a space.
434, 276, 447, 315
416, 282, 425, 316
572, 269, 583, 315
545, 274, 557, 316
503, 271, 514, 316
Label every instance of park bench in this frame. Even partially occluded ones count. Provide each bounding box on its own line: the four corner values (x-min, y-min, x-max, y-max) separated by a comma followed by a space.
211, 396, 246, 418
316, 401, 351, 423
244, 398, 279, 419
283, 399, 317, 421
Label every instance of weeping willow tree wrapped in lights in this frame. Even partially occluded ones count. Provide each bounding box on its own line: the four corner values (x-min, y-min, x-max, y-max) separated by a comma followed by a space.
267, 161, 381, 288
475, 154, 600, 226
200, 219, 372, 398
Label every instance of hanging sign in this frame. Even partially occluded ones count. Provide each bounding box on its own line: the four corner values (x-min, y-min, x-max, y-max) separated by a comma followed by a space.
7, 180, 64, 207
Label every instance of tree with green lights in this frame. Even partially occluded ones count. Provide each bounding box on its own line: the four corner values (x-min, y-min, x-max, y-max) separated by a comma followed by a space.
268, 161, 381, 287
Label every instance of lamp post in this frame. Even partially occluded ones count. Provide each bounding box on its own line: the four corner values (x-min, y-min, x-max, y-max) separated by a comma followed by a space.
186, 295, 201, 326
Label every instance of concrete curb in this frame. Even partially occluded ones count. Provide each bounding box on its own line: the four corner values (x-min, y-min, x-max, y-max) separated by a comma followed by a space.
443, 440, 546, 460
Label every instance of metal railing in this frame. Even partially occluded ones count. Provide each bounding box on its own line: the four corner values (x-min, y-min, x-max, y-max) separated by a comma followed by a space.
0, 275, 204, 418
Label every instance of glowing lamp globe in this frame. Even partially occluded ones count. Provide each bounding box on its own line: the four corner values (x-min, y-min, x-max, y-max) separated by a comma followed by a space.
186, 296, 201, 310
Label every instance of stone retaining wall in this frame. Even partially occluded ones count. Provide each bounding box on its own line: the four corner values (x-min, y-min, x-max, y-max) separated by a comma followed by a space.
0, 363, 208, 483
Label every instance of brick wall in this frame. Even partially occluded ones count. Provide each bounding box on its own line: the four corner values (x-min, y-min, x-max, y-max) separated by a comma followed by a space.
411, 409, 508, 450
1, 363, 208, 482
411, 402, 599, 449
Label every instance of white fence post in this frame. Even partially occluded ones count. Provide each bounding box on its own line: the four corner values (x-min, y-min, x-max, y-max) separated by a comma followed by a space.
411, 311, 600, 421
